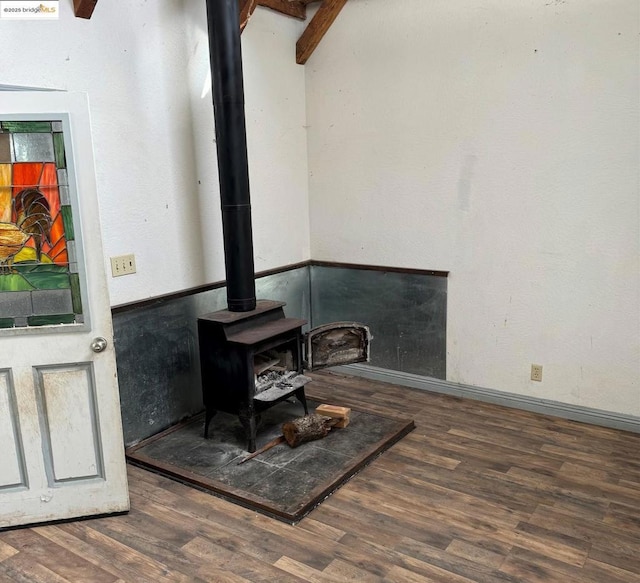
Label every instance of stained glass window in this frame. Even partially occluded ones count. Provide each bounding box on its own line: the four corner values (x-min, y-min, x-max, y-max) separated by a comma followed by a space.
0, 120, 83, 329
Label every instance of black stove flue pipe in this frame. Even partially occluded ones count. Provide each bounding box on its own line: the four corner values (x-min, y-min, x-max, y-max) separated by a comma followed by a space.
205, 0, 256, 312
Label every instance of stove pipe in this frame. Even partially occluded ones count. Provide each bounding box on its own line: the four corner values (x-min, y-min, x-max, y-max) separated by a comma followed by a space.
205, 0, 256, 312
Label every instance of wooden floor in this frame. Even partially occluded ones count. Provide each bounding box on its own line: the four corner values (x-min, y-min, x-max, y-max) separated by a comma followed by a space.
1, 371, 639, 582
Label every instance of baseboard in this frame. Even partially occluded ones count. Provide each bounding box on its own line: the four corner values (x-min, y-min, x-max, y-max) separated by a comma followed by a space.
332, 364, 640, 435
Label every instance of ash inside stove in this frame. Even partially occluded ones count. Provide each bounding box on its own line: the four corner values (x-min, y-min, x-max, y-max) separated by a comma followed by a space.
254, 369, 312, 402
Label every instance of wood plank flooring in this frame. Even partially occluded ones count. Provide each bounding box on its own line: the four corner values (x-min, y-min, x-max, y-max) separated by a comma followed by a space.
1, 371, 639, 582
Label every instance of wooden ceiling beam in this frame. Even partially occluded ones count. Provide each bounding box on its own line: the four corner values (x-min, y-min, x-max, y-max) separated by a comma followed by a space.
239, 0, 258, 32
296, 0, 348, 65
73, 0, 98, 19
257, 0, 306, 20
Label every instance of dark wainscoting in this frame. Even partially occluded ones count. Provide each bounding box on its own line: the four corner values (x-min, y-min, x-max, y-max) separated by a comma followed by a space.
113, 267, 310, 446
310, 264, 447, 379
112, 262, 447, 446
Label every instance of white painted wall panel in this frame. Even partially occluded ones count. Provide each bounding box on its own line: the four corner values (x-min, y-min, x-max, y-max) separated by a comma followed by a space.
305, 0, 640, 415
36, 365, 102, 482
0, 371, 25, 489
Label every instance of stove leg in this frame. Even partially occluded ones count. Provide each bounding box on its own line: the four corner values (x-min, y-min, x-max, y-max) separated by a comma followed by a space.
239, 407, 257, 453
295, 388, 309, 415
204, 408, 217, 438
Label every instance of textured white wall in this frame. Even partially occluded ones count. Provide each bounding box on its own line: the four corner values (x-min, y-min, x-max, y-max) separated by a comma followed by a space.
0, 1, 309, 306
306, 0, 639, 415
184, 3, 310, 281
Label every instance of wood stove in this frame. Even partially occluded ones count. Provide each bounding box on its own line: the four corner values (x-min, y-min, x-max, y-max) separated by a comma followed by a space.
198, 301, 370, 452
200, 0, 371, 452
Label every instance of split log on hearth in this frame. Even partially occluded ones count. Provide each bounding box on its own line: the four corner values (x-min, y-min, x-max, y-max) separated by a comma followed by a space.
315, 404, 350, 428
238, 405, 352, 463
282, 413, 336, 448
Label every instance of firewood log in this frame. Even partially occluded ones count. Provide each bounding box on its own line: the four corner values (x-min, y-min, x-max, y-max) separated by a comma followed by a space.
282, 414, 334, 448
315, 404, 351, 428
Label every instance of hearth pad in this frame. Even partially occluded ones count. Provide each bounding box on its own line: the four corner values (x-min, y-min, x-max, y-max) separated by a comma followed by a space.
126, 397, 414, 524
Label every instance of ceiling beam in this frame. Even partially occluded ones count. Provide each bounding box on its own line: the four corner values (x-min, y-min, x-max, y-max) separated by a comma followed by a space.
257, 0, 306, 20
296, 0, 347, 65
239, 0, 258, 32
73, 0, 98, 19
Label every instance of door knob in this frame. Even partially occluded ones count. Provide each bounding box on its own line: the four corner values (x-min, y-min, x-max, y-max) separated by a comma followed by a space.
90, 337, 108, 353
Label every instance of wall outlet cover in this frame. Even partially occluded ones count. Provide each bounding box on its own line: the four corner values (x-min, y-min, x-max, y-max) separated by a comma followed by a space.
531, 364, 543, 382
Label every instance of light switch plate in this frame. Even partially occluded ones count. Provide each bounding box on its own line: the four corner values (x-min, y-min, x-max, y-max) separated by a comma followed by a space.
110, 254, 136, 277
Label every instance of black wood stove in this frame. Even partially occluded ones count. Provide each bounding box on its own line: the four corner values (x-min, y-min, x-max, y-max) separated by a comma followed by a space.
200, 0, 371, 452
199, 300, 306, 454
198, 301, 370, 452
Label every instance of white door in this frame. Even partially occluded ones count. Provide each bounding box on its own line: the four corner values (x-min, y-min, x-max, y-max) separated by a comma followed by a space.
0, 91, 129, 528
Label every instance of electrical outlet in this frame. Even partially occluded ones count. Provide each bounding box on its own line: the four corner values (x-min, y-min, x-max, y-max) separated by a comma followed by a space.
531, 364, 543, 382
110, 254, 136, 277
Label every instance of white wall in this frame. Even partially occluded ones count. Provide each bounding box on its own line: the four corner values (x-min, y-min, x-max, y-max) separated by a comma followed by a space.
184, 3, 310, 281
306, 0, 640, 415
0, 0, 309, 306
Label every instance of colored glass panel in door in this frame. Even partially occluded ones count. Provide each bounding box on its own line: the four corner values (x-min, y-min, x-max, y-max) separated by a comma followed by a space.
0, 122, 82, 327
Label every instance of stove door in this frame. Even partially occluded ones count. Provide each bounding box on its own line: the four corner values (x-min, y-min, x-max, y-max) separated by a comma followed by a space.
304, 322, 371, 372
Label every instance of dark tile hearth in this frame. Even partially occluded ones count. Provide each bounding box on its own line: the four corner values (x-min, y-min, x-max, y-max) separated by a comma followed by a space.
126, 396, 414, 523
